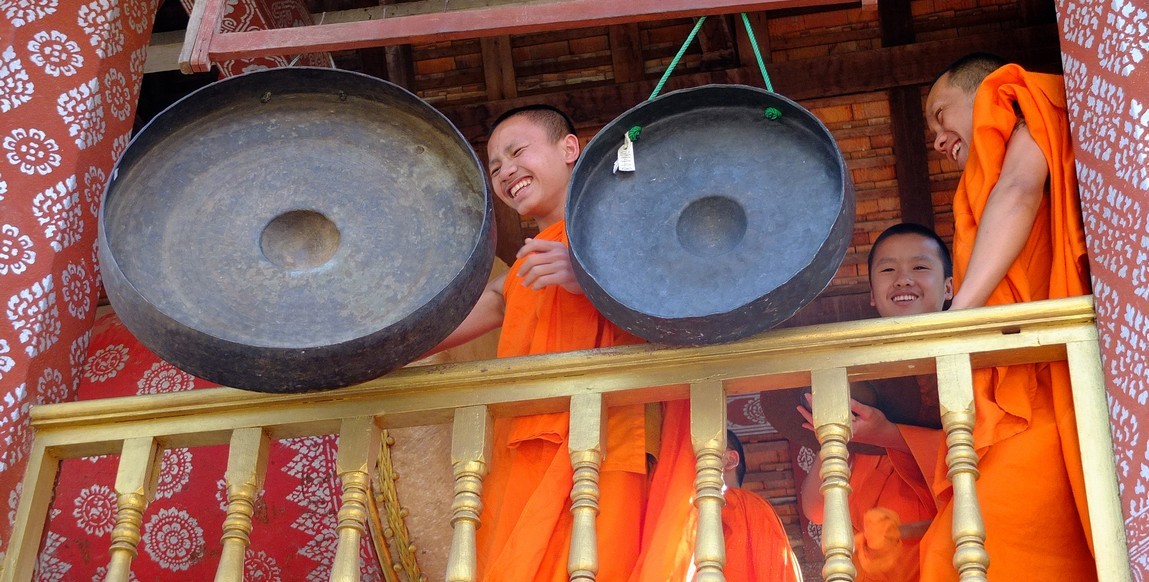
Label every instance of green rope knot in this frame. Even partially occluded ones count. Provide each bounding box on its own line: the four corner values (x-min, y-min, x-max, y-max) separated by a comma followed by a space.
627, 126, 642, 142
764, 107, 782, 120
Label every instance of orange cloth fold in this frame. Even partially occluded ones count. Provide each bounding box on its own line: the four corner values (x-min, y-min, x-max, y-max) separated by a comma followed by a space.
849, 436, 939, 582
628, 400, 697, 581
629, 399, 801, 582
476, 220, 647, 581
723, 488, 803, 582
920, 64, 1095, 581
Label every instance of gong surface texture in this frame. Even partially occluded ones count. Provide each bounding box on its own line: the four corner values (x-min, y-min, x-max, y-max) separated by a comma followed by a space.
568, 85, 854, 345
99, 67, 493, 392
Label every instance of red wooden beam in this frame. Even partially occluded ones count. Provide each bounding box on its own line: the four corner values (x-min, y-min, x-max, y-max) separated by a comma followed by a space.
201, 0, 857, 68
179, 0, 228, 73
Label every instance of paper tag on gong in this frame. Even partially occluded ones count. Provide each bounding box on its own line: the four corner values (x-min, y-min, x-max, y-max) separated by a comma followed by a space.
613, 133, 635, 173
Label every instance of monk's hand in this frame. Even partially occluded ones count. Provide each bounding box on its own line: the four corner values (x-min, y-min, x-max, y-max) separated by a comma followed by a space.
850, 399, 904, 450
799, 395, 903, 450
516, 238, 584, 294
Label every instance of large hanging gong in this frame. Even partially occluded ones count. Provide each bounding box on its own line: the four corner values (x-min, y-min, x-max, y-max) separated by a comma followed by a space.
99, 67, 493, 393
567, 85, 854, 345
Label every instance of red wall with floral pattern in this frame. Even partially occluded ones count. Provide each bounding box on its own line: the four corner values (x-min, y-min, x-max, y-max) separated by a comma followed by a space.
1056, 0, 1149, 573
1, 0, 160, 562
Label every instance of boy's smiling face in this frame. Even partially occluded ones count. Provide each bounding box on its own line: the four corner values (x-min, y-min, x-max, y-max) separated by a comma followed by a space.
486, 115, 579, 229
869, 233, 954, 317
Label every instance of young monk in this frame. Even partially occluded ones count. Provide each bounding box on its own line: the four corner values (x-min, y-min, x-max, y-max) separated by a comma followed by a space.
434, 104, 650, 580
719, 430, 804, 582
919, 53, 1095, 580
798, 223, 949, 581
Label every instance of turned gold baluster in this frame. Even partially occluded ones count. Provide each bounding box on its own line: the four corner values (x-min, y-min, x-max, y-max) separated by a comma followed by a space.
215, 428, 270, 582
690, 379, 727, 582
812, 367, 855, 582
106, 437, 163, 582
1066, 340, 1132, 582
331, 417, 382, 582
936, 354, 988, 581
568, 393, 606, 581
446, 406, 493, 582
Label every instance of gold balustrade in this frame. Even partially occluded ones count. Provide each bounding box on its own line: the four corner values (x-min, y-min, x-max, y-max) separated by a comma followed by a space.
0, 296, 1131, 581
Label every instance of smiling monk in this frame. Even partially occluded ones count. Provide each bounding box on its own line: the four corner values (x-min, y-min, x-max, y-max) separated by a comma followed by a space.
798, 223, 949, 582
430, 105, 651, 581
919, 53, 1095, 581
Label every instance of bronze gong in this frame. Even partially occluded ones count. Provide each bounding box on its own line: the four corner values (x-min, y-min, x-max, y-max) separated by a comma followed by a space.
99, 67, 493, 393
567, 85, 854, 345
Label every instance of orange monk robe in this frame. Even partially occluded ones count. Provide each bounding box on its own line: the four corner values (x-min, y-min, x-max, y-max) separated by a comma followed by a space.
849, 425, 940, 582
628, 401, 802, 582
723, 487, 804, 582
919, 64, 1095, 581
476, 220, 649, 581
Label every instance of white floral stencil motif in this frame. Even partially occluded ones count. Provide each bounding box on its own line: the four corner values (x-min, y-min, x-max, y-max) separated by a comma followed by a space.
136, 361, 195, 394
81, 165, 106, 217
796, 444, 817, 473
72, 484, 116, 536
1, 0, 59, 27
69, 330, 91, 384
27, 30, 83, 77
60, 260, 92, 320
142, 507, 205, 572
156, 448, 193, 499
33, 175, 83, 251
0, 339, 14, 378
85, 343, 128, 382
0, 383, 30, 473
35, 366, 67, 405
103, 68, 131, 122
77, 0, 124, 59
0, 46, 34, 113
0, 224, 36, 276
7, 274, 60, 358
245, 549, 282, 581
35, 525, 71, 581
4, 127, 61, 175
58, 78, 105, 150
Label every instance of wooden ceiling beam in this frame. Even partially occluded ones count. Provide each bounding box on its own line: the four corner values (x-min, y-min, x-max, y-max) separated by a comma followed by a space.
197, 0, 858, 68
609, 24, 645, 84
480, 36, 518, 100
439, 24, 1061, 141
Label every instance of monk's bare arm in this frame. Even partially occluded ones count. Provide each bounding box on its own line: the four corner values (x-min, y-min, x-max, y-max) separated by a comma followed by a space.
424, 272, 507, 356
800, 455, 826, 524
949, 124, 1049, 310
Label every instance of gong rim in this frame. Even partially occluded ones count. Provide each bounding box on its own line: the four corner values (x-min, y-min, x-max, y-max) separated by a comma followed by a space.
99, 67, 494, 392
567, 84, 854, 345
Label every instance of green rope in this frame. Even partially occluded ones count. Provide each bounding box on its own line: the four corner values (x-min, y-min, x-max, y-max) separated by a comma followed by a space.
649, 16, 707, 101
740, 13, 774, 93
632, 14, 780, 141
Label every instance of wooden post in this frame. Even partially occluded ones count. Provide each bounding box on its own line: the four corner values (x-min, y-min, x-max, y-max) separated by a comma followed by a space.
936, 354, 988, 581
216, 428, 271, 581
812, 368, 855, 582
568, 393, 606, 581
691, 380, 727, 582
446, 406, 493, 582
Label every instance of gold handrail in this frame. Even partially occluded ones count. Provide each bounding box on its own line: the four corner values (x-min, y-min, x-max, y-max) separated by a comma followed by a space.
1, 296, 1130, 581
